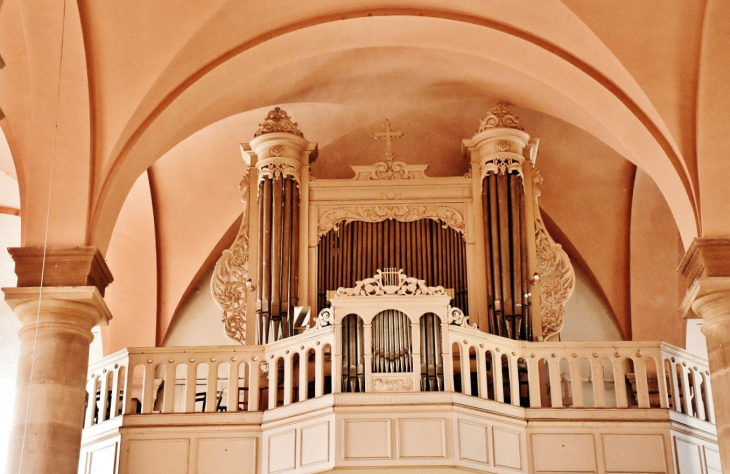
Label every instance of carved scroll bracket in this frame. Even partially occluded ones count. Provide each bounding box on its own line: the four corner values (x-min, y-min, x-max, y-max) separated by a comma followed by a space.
479, 153, 525, 180
306, 307, 334, 332
350, 161, 429, 180
533, 171, 575, 339
336, 268, 446, 297
317, 205, 466, 241
211, 174, 252, 344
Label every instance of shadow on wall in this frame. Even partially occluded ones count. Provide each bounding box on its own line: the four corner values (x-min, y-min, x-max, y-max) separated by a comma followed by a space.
561, 262, 623, 342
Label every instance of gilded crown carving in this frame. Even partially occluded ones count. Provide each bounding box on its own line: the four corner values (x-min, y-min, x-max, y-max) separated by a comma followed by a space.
254, 107, 304, 138
477, 103, 523, 132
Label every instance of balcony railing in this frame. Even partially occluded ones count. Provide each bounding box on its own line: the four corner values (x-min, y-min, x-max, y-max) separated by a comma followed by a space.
84, 322, 714, 429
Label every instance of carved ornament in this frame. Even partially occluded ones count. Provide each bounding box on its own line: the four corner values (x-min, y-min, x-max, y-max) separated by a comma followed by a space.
336, 269, 446, 297
257, 160, 301, 186
254, 107, 304, 138
480, 155, 523, 180
447, 306, 478, 330
373, 376, 414, 392
317, 205, 466, 240
306, 307, 334, 332
533, 171, 576, 339
370, 160, 413, 180
211, 175, 251, 344
477, 103, 523, 132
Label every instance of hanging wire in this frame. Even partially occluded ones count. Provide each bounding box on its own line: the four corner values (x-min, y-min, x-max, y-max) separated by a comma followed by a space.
17, 0, 67, 471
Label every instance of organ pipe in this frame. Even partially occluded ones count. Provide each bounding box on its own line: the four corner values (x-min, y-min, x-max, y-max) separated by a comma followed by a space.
420, 313, 443, 391
246, 107, 317, 344
317, 220, 468, 312
341, 314, 365, 392
372, 310, 412, 373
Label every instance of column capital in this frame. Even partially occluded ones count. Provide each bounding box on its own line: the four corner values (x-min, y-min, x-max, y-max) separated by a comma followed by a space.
2, 286, 112, 335
8, 246, 113, 296
679, 238, 730, 318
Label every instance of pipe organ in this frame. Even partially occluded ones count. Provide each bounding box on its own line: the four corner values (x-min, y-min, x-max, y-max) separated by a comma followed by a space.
213, 104, 575, 395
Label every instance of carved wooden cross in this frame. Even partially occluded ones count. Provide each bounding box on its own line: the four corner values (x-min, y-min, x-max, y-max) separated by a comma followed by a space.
373, 119, 403, 161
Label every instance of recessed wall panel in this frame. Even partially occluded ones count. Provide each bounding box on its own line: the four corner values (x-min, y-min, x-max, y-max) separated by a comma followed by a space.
343, 419, 391, 460
89, 444, 117, 474
301, 422, 330, 467
674, 438, 703, 474
458, 420, 489, 465
603, 435, 666, 473
493, 428, 522, 470
268, 430, 296, 473
398, 418, 446, 459
532, 434, 595, 473
127, 439, 189, 474
198, 438, 257, 474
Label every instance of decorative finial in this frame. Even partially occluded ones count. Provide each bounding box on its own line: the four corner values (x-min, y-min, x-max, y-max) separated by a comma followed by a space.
254, 107, 304, 138
477, 103, 522, 132
373, 119, 404, 161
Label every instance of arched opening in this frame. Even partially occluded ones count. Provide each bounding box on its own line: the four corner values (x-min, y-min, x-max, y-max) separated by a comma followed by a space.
372, 310, 412, 373
419, 313, 443, 392
341, 314, 365, 392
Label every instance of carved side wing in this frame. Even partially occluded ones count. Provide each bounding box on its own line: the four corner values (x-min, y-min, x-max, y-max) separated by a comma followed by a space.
533, 171, 576, 339
210, 176, 250, 344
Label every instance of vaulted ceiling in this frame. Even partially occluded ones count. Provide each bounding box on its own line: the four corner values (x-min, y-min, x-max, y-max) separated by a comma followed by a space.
1, 0, 725, 352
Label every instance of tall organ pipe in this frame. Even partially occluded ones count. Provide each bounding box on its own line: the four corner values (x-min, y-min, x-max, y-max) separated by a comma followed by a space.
420, 313, 444, 391
372, 310, 412, 373
317, 220, 468, 313
341, 314, 365, 392
257, 175, 299, 344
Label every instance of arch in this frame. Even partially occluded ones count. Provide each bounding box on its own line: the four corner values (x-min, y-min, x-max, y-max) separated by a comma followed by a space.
86, 11, 698, 254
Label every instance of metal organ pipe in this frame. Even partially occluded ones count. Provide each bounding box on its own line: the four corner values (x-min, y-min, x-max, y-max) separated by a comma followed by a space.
372, 310, 412, 374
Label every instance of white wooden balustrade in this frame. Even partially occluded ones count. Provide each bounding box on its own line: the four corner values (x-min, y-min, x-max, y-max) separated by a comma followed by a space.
85, 321, 714, 429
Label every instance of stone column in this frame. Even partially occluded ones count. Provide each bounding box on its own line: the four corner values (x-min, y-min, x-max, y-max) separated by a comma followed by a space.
3, 247, 112, 474
680, 238, 730, 471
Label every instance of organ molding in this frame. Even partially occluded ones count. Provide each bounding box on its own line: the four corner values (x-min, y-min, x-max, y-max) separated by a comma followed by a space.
317, 205, 467, 240
211, 174, 251, 344
254, 107, 304, 138
532, 171, 576, 339
477, 103, 523, 132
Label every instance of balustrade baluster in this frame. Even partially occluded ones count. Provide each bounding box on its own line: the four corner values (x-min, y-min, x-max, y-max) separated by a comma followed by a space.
590, 358, 605, 408
493, 351, 504, 403
249, 361, 260, 411
227, 362, 239, 413
612, 358, 629, 408
655, 356, 669, 409
526, 359, 542, 407
98, 371, 110, 423
509, 356, 520, 406
704, 373, 715, 423
85, 377, 98, 427
567, 359, 582, 407
299, 350, 308, 402
284, 354, 293, 405
633, 358, 650, 408
109, 367, 122, 419
461, 345, 472, 396
668, 359, 681, 412
315, 349, 324, 397
691, 368, 706, 421
547, 359, 562, 408
141, 363, 156, 414
206, 363, 218, 413
679, 363, 693, 416
477, 349, 488, 400
268, 358, 278, 409
163, 364, 176, 413
185, 363, 197, 413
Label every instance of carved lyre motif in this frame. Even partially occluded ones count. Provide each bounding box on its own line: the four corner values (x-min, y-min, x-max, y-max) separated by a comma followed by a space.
211, 174, 250, 344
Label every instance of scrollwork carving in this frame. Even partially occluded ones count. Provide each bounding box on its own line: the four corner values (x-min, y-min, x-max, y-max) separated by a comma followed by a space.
533, 171, 575, 339
257, 160, 300, 185
477, 103, 522, 131
254, 107, 304, 138
447, 306, 478, 329
373, 377, 414, 392
211, 175, 251, 344
317, 205, 466, 240
369, 160, 414, 180
306, 307, 334, 331
480, 155, 523, 179
336, 269, 446, 297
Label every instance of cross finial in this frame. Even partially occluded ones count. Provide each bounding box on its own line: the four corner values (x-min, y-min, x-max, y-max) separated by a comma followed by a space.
373, 119, 403, 161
